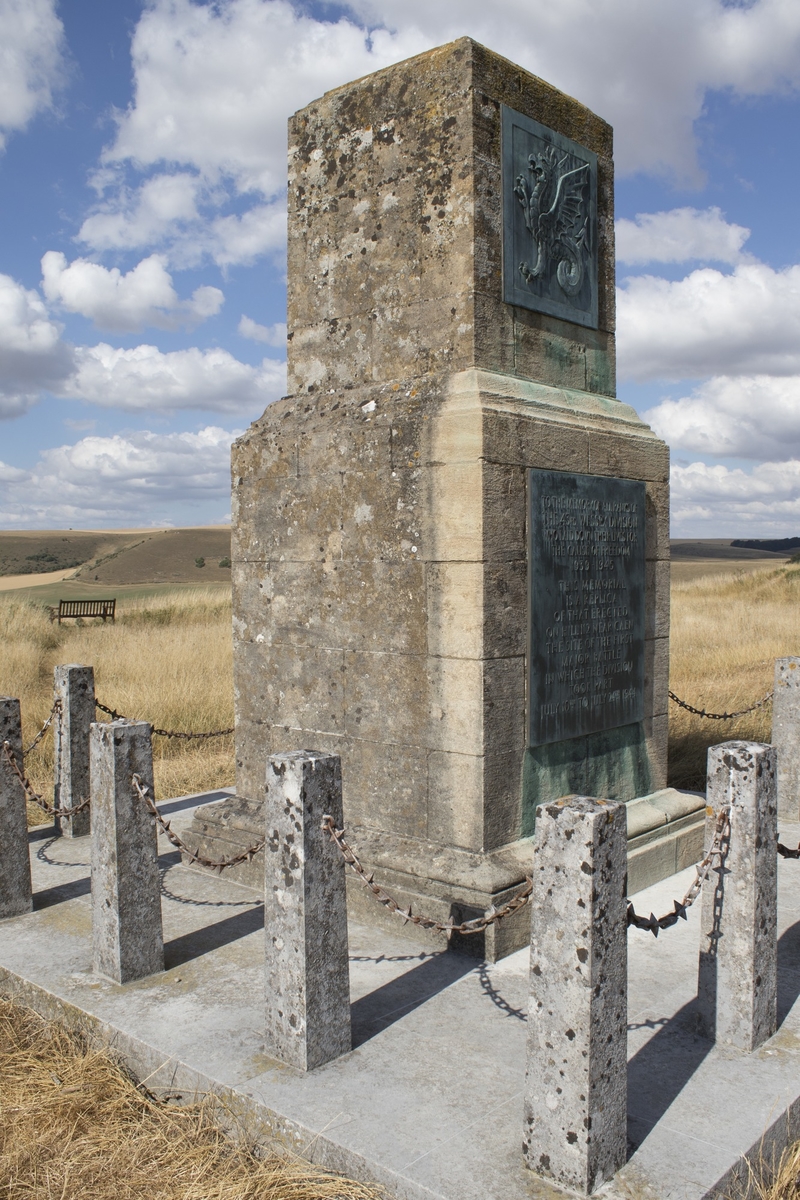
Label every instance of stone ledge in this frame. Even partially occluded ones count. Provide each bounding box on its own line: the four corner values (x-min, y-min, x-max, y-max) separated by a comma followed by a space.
181, 786, 707, 959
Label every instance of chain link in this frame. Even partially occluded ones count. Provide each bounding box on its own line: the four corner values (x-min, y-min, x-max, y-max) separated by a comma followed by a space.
668, 689, 773, 721
131, 773, 264, 872
321, 816, 532, 937
23, 699, 61, 758
627, 806, 731, 937
1, 741, 90, 817
95, 699, 233, 740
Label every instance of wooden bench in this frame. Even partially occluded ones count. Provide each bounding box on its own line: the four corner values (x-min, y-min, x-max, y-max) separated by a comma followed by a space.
48, 599, 116, 625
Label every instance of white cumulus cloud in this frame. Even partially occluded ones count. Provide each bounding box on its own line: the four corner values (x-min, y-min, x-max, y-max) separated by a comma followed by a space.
617, 262, 800, 382
671, 458, 800, 536
238, 316, 286, 347
0, 272, 72, 417
41, 251, 223, 332
57, 342, 285, 415
645, 375, 800, 461
616, 207, 751, 266
0, 426, 238, 527
76, 0, 800, 267
78, 172, 202, 255
0, 0, 66, 151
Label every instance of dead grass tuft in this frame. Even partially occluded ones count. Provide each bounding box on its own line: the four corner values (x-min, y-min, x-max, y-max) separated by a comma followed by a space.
0, 998, 383, 1200
669, 565, 800, 790
0, 589, 234, 816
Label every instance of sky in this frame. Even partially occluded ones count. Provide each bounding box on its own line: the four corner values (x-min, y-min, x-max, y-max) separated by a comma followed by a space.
2, 1, 800, 535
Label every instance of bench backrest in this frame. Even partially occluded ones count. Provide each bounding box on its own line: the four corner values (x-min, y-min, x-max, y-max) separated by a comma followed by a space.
58, 599, 116, 618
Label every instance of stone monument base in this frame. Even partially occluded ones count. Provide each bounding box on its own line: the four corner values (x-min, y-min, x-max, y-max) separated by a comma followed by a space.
181, 787, 705, 961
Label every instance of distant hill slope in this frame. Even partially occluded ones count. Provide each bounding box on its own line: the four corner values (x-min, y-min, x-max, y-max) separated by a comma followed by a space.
0, 531, 140, 577
670, 539, 790, 561
731, 537, 800, 554
71, 528, 231, 585
0, 527, 232, 585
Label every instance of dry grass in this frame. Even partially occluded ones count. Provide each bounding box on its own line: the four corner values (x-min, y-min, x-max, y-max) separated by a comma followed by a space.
0, 589, 234, 815
0, 998, 382, 1200
669, 564, 800, 790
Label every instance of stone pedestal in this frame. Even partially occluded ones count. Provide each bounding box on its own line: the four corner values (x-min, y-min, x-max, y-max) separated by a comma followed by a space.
264, 751, 351, 1071
772, 657, 800, 820
697, 741, 777, 1051
54, 663, 94, 838
0, 697, 33, 919
91, 721, 164, 984
523, 796, 627, 1193
219, 38, 670, 957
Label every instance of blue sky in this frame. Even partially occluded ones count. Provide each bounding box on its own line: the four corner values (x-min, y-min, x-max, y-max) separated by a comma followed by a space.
2, 0, 800, 534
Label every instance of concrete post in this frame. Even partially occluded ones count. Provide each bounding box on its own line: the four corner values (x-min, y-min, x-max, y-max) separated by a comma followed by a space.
698, 741, 777, 1051
264, 750, 351, 1071
91, 720, 163, 983
54, 664, 94, 838
0, 698, 33, 919
523, 796, 627, 1195
772, 658, 800, 820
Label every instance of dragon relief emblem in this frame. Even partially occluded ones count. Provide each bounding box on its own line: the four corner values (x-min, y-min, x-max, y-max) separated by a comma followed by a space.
513, 145, 590, 297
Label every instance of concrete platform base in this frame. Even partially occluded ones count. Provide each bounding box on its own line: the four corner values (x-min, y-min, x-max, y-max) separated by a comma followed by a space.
2, 791, 799, 1200
181, 787, 706, 960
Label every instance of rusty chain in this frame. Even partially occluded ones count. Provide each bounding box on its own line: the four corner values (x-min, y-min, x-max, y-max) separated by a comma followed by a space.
95, 699, 233, 740
1, 741, 90, 817
130, 773, 264, 873
668, 689, 773, 721
23, 699, 61, 758
321, 816, 533, 937
627, 806, 731, 937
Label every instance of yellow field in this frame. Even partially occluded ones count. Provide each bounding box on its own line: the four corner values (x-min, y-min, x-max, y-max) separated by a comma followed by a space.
668, 564, 800, 790
0, 588, 234, 815
3, 563, 799, 813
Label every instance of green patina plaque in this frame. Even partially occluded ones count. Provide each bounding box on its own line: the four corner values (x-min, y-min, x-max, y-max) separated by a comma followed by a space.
502, 105, 598, 328
528, 468, 645, 747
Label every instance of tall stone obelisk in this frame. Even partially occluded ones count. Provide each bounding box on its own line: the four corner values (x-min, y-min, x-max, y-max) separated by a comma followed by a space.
226, 37, 669, 958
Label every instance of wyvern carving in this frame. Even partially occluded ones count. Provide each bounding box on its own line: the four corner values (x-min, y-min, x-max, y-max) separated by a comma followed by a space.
513, 146, 590, 297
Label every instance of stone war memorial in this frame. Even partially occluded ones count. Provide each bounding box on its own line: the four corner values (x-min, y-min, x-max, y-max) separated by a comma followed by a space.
5, 34, 800, 1200
185, 34, 698, 960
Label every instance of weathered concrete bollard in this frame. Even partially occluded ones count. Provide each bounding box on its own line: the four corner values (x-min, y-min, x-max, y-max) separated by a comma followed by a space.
773, 658, 800, 820
91, 720, 164, 983
54, 664, 94, 838
523, 796, 627, 1195
264, 750, 351, 1071
0, 697, 33, 919
698, 741, 777, 1051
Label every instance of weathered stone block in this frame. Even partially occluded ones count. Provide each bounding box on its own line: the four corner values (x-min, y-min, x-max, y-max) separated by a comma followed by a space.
91, 721, 163, 984
588, 430, 669, 482
524, 795, 627, 1193
644, 636, 670, 718
53, 664, 94, 838
264, 751, 350, 1071
0, 697, 33, 919
698, 741, 777, 1051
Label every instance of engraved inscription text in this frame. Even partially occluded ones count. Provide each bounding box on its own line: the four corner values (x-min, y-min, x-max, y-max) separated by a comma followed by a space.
529, 470, 645, 746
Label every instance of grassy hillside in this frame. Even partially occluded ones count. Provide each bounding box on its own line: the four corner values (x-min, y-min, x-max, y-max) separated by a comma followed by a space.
0, 531, 139, 577
0, 526, 231, 587
71, 527, 232, 585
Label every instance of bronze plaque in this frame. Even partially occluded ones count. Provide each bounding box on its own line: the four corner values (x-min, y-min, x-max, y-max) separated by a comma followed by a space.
529, 469, 645, 746
502, 105, 598, 328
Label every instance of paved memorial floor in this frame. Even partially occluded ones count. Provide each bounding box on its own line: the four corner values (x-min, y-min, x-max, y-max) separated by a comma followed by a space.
2, 792, 800, 1200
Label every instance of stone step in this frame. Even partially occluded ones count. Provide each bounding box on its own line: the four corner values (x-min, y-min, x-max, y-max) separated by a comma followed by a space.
181, 787, 707, 958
